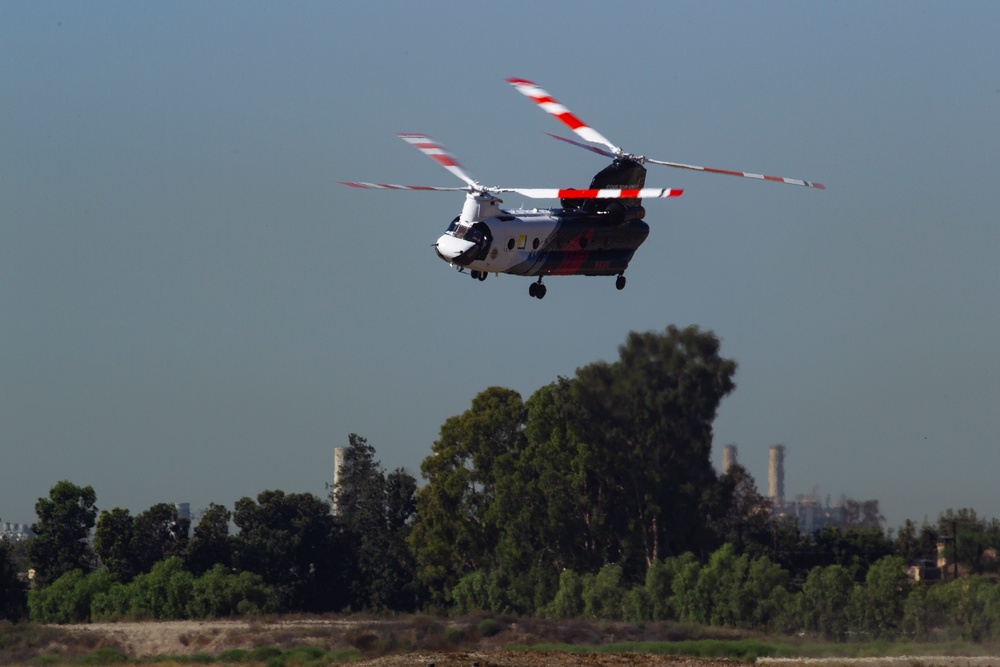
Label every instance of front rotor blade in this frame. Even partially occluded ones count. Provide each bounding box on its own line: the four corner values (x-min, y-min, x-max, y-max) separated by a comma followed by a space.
397, 133, 479, 188
507, 78, 621, 155
500, 187, 683, 199
645, 157, 825, 189
339, 182, 469, 192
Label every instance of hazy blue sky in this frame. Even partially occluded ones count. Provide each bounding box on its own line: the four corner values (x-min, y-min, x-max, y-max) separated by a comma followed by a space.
2, 2, 997, 531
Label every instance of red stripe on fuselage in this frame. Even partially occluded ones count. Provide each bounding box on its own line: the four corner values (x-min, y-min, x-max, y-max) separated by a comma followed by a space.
550, 232, 594, 275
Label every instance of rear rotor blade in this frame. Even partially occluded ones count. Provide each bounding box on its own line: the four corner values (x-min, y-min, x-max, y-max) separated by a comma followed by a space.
645, 157, 825, 189
545, 133, 617, 159
507, 78, 621, 156
397, 133, 479, 188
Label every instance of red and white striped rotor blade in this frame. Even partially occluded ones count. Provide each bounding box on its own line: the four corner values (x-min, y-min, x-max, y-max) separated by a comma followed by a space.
500, 187, 683, 199
398, 133, 479, 188
645, 157, 825, 189
339, 182, 469, 192
507, 78, 621, 155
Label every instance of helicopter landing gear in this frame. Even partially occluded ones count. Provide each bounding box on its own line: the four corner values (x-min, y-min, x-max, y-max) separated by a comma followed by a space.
528, 278, 547, 299
615, 275, 627, 291
471, 270, 488, 281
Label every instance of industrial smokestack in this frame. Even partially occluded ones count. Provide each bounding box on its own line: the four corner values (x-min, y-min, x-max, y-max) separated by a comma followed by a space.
331, 446, 345, 516
722, 444, 738, 475
769, 444, 786, 507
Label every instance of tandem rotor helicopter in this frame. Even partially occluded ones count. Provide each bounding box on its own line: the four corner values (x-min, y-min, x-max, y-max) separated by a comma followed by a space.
341, 78, 823, 299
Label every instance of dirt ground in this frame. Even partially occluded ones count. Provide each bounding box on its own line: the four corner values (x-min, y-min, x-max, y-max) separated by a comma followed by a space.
55, 618, 1000, 667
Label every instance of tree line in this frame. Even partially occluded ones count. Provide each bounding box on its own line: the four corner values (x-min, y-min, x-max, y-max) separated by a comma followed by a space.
2, 325, 1000, 641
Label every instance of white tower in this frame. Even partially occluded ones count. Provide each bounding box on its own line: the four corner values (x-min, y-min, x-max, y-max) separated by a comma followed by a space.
769, 444, 786, 507
331, 446, 345, 516
722, 444, 738, 475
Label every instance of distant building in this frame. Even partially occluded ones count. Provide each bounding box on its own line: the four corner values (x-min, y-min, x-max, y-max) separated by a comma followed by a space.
772, 495, 848, 532
908, 559, 942, 582
723, 443, 880, 534
1, 521, 34, 541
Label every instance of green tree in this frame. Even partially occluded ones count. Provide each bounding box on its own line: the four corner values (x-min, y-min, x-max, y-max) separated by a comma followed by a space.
232, 490, 341, 612
809, 526, 896, 582
556, 325, 737, 569
714, 464, 773, 552
743, 555, 793, 632
670, 556, 703, 623
186, 503, 233, 575
409, 387, 527, 606
333, 435, 418, 611
937, 508, 1000, 575
582, 564, 626, 620
131, 503, 190, 575
697, 543, 750, 627
894, 519, 939, 565
383, 467, 418, 610
0, 537, 28, 621
800, 564, 854, 640
93, 508, 137, 583
488, 382, 590, 612
28, 481, 98, 586
849, 555, 909, 639
645, 552, 696, 621
545, 569, 585, 619
936, 575, 998, 641
335, 434, 418, 611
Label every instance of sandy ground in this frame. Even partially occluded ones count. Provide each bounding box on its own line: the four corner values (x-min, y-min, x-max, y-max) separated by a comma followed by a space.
56, 619, 1000, 667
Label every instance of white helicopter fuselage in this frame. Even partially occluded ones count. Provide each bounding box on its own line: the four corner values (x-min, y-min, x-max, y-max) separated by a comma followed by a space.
435, 192, 651, 279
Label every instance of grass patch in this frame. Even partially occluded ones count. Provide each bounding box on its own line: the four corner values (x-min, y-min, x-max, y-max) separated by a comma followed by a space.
76, 648, 130, 665
215, 648, 251, 663
509, 639, 786, 661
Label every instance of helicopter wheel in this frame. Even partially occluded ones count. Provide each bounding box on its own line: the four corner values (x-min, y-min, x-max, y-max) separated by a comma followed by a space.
478, 271, 488, 282
529, 279, 547, 299
615, 275, 627, 291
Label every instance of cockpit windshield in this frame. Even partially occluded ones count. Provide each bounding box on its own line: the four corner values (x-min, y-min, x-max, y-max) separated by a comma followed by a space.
440, 219, 493, 266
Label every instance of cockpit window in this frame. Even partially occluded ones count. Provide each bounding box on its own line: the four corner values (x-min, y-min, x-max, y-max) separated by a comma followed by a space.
453, 223, 472, 239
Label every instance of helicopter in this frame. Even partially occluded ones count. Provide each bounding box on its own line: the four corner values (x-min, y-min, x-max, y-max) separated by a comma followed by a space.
341, 78, 823, 299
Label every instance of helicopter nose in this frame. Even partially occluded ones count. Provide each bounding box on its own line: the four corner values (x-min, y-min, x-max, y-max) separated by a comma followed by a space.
434, 234, 475, 263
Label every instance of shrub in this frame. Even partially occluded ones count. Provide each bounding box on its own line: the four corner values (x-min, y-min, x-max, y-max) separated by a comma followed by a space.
443, 626, 466, 644
28, 570, 113, 623
477, 617, 501, 637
